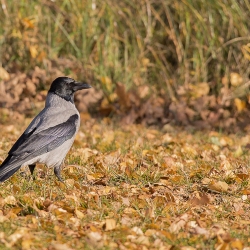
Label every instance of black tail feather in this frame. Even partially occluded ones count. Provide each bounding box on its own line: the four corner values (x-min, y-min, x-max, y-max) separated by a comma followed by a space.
0, 165, 21, 182
0, 155, 22, 182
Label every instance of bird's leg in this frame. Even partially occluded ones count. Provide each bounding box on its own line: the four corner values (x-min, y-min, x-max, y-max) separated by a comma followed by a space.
54, 164, 63, 182
28, 164, 36, 180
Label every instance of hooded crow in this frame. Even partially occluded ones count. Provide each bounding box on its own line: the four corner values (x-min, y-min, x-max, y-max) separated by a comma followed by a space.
0, 77, 91, 182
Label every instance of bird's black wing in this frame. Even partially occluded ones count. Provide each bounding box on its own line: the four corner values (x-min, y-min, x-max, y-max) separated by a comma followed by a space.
0, 114, 78, 182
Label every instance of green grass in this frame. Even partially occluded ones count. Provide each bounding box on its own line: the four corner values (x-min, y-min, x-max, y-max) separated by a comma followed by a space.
0, 0, 249, 97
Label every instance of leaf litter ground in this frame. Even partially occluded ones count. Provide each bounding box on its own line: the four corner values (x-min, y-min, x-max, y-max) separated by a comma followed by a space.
0, 116, 250, 249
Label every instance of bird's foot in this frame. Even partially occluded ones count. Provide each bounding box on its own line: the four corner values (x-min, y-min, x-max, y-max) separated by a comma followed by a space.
28, 164, 36, 181
54, 166, 64, 182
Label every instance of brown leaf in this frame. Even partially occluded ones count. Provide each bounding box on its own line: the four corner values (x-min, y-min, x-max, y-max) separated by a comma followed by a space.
115, 82, 131, 109
190, 192, 211, 206
25, 79, 37, 96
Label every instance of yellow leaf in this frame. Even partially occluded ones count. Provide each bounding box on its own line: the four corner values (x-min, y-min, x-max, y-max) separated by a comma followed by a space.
138, 85, 150, 98
230, 239, 243, 250
100, 76, 112, 92
230, 72, 243, 86
104, 218, 116, 231
50, 243, 74, 250
65, 179, 75, 187
181, 145, 198, 157
12, 185, 21, 194
29, 45, 38, 58
234, 98, 246, 112
162, 133, 173, 143
4, 196, 17, 205
169, 174, 184, 183
219, 136, 233, 146
144, 229, 158, 237
123, 207, 138, 216
242, 43, 250, 61
0, 67, 10, 80
202, 178, 213, 186
75, 209, 85, 219
191, 82, 210, 98
234, 146, 243, 157
22, 18, 35, 29
37, 50, 47, 61
181, 247, 196, 250
208, 180, 228, 193
220, 159, 232, 170
141, 57, 150, 67
9, 207, 22, 215
237, 173, 249, 180
22, 238, 32, 250
222, 76, 229, 85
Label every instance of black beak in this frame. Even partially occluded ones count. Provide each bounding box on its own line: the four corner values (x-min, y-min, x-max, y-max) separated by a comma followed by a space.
73, 81, 92, 91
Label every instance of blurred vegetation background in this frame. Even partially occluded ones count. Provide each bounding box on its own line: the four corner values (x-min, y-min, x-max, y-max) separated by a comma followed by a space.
0, 0, 250, 128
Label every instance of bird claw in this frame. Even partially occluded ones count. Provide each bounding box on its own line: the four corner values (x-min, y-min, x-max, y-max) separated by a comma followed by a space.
54, 166, 64, 182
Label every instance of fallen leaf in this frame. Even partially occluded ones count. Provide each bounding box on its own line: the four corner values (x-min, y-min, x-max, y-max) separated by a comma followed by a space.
131, 227, 143, 235
0, 67, 10, 80
4, 196, 17, 205
209, 180, 229, 193
191, 82, 210, 98
29, 45, 38, 58
230, 239, 243, 250
135, 235, 150, 246
86, 231, 103, 248
230, 72, 243, 87
234, 146, 243, 157
169, 213, 189, 233
190, 192, 210, 206
50, 243, 74, 250
234, 98, 246, 112
75, 209, 85, 219
8, 228, 28, 247
115, 82, 131, 109
187, 221, 209, 236
103, 218, 116, 231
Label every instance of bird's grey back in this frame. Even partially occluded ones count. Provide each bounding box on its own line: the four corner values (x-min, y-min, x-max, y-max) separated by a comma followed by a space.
24, 93, 80, 135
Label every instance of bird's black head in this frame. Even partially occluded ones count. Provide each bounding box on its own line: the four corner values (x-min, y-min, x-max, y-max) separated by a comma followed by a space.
49, 77, 91, 103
